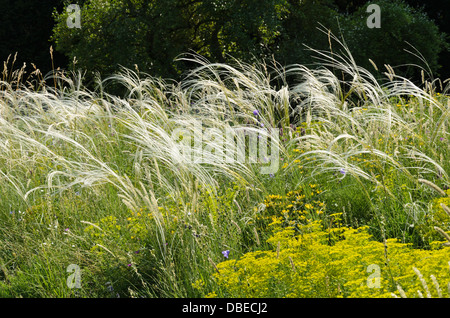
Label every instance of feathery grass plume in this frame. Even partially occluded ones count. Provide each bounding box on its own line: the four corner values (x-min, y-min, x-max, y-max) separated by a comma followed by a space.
368, 59, 378, 72
413, 267, 431, 298
288, 256, 296, 272
253, 227, 260, 246
0, 27, 448, 297
95, 243, 117, 258
233, 199, 243, 214
405, 152, 448, 181
230, 220, 241, 234
430, 275, 442, 298
396, 284, 408, 298
208, 257, 220, 274
80, 220, 103, 231
441, 203, 450, 218
280, 28, 449, 197
384, 64, 396, 82
418, 178, 447, 196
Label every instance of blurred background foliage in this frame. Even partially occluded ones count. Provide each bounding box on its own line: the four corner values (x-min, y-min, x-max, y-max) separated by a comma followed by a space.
0, 0, 449, 87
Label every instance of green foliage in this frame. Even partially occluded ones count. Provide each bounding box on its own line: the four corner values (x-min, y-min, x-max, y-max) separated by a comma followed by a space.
274, 0, 341, 67
51, 0, 289, 79
51, 0, 447, 83
340, 0, 447, 79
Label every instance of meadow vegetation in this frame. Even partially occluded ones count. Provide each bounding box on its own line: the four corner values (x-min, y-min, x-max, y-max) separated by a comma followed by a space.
0, 34, 448, 298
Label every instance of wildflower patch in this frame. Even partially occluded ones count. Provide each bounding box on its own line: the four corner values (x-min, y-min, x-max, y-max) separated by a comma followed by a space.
213, 220, 450, 298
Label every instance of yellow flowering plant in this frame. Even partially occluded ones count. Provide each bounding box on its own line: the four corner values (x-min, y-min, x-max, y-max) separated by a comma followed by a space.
213, 218, 450, 298
418, 189, 450, 243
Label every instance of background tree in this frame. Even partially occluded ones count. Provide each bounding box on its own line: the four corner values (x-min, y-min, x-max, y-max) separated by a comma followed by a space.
52, 0, 289, 80
402, 0, 450, 79
273, 0, 341, 68
0, 0, 441, 87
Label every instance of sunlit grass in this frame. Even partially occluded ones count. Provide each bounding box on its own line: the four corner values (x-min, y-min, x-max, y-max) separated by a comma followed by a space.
0, 33, 448, 297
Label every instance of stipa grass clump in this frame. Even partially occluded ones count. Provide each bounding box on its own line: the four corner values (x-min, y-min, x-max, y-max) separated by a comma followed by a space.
284, 31, 448, 189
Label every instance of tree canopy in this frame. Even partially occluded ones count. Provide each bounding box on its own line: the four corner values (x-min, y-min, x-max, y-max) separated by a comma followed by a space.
1, 0, 447, 84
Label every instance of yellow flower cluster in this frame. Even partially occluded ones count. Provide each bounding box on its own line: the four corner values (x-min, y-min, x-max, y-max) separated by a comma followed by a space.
258, 186, 325, 231
213, 220, 450, 298
84, 208, 159, 256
